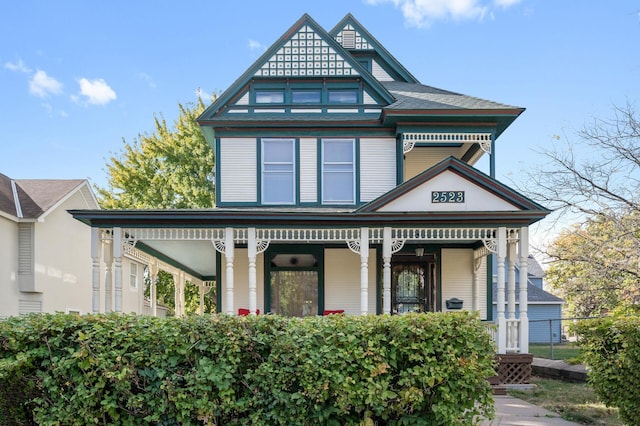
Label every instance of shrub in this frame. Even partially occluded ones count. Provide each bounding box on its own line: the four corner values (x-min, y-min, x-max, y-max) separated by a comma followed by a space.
575, 315, 640, 425
0, 312, 494, 425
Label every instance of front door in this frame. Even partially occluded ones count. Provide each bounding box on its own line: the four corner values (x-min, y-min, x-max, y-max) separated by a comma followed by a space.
391, 255, 436, 314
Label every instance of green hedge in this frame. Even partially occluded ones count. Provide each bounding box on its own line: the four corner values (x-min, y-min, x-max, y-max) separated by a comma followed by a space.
575, 315, 640, 425
0, 312, 495, 425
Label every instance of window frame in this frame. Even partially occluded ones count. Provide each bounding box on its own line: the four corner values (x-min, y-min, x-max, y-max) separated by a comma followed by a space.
261, 138, 297, 205
254, 89, 285, 104
129, 262, 138, 290
321, 138, 356, 205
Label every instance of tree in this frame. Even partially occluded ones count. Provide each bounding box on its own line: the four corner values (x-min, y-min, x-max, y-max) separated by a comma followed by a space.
525, 103, 640, 315
97, 98, 217, 314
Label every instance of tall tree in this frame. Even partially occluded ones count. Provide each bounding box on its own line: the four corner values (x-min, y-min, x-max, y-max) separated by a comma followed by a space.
524, 103, 640, 315
97, 98, 216, 314
97, 98, 215, 209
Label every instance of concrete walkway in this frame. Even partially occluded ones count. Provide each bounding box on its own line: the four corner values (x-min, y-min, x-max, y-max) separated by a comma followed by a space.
480, 395, 582, 426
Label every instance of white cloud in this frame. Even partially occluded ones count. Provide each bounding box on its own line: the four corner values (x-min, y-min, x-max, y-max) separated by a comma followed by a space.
248, 39, 267, 52
29, 70, 63, 97
77, 78, 116, 105
367, 0, 521, 27
4, 59, 32, 73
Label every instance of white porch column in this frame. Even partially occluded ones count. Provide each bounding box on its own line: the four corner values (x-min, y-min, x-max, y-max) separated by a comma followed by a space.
149, 260, 158, 317
382, 227, 392, 314
360, 227, 370, 315
519, 227, 530, 354
103, 233, 113, 312
496, 227, 507, 354
248, 227, 258, 315
199, 283, 205, 315
225, 227, 235, 315
507, 237, 517, 320
112, 227, 123, 313
472, 253, 481, 312
91, 228, 101, 313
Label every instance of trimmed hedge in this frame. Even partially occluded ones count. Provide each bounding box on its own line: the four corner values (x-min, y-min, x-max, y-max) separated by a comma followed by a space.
1, 312, 495, 425
575, 315, 640, 425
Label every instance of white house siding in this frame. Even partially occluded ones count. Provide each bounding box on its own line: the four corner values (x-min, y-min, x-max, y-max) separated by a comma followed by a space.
120, 257, 146, 315
360, 138, 396, 202
218, 249, 265, 314
299, 138, 317, 203
404, 146, 460, 180
219, 138, 257, 203
34, 190, 94, 314
324, 248, 377, 314
371, 59, 394, 81
378, 170, 518, 213
0, 217, 19, 318
441, 248, 481, 317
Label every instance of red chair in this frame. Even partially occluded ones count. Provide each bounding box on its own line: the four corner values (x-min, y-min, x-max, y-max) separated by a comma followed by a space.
238, 308, 260, 316
323, 309, 344, 316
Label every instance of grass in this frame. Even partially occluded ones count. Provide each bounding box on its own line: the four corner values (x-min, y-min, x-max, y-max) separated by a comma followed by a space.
508, 376, 623, 425
529, 343, 582, 361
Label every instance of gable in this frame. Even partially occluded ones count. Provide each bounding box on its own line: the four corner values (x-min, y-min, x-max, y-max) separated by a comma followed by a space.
358, 157, 549, 215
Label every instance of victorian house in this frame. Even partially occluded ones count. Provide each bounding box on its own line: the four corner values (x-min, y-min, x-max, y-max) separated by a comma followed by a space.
71, 13, 549, 356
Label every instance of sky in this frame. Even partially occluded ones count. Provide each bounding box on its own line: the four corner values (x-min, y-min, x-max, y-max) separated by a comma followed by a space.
1, 0, 639, 248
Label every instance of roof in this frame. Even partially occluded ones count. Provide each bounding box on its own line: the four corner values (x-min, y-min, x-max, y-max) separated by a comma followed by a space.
527, 255, 545, 279
493, 281, 564, 304
0, 172, 91, 220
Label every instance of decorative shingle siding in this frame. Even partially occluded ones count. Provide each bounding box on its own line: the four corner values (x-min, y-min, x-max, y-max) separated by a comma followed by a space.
219, 138, 257, 203
360, 138, 396, 202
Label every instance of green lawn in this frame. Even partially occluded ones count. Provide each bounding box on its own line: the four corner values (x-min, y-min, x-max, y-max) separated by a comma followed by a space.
508, 377, 622, 425
529, 343, 582, 361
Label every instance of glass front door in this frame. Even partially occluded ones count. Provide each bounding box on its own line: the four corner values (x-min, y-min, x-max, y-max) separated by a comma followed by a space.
391, 256, 436, 314
270, 270, 318, 317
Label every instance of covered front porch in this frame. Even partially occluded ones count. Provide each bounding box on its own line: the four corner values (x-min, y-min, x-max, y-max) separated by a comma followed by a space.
80, 219, 532, 355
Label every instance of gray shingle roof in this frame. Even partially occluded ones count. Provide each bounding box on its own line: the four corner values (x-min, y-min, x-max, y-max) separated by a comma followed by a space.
382, 81, 521, 111
492, 281, 564, 304
0, 173, 85, 219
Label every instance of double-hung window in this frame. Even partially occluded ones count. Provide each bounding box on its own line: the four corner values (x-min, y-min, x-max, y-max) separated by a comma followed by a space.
262, 139, 295, 204
322, 139, 355, 204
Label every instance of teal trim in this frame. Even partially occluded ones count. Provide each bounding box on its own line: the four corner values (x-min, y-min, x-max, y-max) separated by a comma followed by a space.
256, 139, 262, 205
396, 135, 404, 185
486, 254, 493, 321
216, 251, 222, 313
355, 138, 361, 205
375, 244, 382, 314
319, 138, 358, 206
214, 128, 393, 138
263, 244, 324, 315
215, 201, 260, 207
436, 248, 442, 311
295, 139, 301, 204
258, 138, 297, 206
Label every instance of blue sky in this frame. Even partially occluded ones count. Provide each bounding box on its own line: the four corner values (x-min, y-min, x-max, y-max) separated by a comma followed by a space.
2, 1, 639, 242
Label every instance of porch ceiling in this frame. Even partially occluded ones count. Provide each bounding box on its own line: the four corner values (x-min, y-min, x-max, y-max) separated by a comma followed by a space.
140, 240, 217, 279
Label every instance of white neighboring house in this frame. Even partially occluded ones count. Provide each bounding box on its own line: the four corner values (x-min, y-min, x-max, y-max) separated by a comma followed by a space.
0, 173, 160, 318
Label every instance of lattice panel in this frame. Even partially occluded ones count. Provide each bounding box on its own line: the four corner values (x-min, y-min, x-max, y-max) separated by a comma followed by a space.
495, 354, 533, 384
255, 25, 360, 77
334, 24, 373, 50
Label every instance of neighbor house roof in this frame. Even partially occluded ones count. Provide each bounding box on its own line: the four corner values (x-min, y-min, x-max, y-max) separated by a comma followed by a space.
0, 172, 92, 221
492, 281, 563, 304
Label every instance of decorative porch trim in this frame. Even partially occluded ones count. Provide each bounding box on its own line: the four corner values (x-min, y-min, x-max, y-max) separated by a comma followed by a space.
401, 133, 492, 154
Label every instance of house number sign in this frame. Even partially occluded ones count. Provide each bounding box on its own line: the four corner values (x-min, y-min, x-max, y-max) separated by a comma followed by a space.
431, 191, 465, 203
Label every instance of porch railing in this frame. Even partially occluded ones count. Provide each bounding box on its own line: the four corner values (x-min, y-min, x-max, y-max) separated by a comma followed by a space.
483, 319, 521, 354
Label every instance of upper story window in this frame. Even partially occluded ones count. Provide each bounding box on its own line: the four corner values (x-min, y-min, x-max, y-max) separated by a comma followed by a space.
256, 90, 284, 103
328, 90, 358, 104
322, 139, 355, 204
292, 90, 321, 104
262, 139, 296, 205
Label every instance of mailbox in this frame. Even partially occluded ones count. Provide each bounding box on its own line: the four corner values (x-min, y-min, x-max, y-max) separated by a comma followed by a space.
445, 298, 464, 310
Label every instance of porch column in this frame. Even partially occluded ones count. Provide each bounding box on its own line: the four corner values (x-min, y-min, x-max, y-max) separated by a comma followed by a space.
91, 228, 101, 313
103, 232, 113, 312
113, 227, 123, 313
507, 234, 518, 351
247, 227, 258, 315
149, 260, 158, 317
199, 282, 205, 315
472, 252, 482, 312
382, 227, 392, 314
360, 227, 370, 315
496, 227, 507, 354
225, 227, 235, 315
519, 227, 530, 354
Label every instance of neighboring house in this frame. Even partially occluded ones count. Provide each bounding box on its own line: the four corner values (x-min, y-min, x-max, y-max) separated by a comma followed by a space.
0, 173, 156, 317
70, 14, 550, 355
492, 255, 564, 344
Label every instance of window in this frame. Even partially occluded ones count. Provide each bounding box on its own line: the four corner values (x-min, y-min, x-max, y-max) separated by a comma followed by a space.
130, 262, 138, 289
255, 90, 284, 103
322, 139, 355, 204
262, 139, 295, 204
292, 90, 321, 103
328, 90, 358, 104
